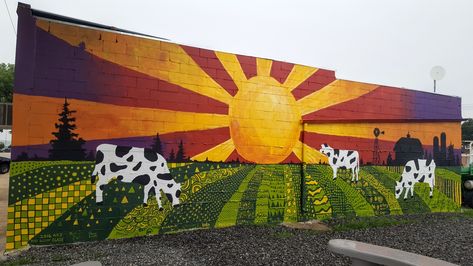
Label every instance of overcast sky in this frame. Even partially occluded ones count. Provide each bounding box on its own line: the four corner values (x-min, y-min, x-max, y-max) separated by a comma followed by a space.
1, 0, 472, 118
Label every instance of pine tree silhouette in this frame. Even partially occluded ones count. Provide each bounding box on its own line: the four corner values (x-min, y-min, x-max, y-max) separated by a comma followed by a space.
176, 140, 186, 162
169, 149, 176, 162
49, 98, 86, 160
150, 133, 163, 155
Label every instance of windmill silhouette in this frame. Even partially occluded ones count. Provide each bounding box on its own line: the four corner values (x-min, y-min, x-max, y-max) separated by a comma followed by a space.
372, 128, 384, 165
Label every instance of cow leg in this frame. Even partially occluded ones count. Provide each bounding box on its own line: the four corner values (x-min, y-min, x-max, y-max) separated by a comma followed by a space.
156, 188, 163, 210
351, 168, 356, 182
403, 188, 409, 200
95, 175, 111, 204
142, 183, 153, 207
429, 181, 434, 198
332, 166, 338, 179
410, 185, 414, 198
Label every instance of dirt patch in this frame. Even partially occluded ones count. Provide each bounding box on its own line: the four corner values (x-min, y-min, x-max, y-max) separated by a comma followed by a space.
282, 220, 331, 231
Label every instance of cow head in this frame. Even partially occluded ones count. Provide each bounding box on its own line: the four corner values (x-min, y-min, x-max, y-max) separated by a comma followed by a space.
319, 143, 334, 157
394, 181, 402, 199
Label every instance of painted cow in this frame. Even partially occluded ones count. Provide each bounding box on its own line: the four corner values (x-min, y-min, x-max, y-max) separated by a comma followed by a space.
395, 159, 435, 200
91, 144, 181, 209
320, 144, 360, 182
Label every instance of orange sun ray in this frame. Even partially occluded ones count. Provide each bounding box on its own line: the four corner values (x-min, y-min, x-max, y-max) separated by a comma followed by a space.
215, 51, 248, 89
292, 140, 328, 164
297, 80, 379, 115
282, 65, 318, 91
36, 20, 233, 105
191, 139, 236, 162
256, 58, 272, 77
13, 94, 229, 146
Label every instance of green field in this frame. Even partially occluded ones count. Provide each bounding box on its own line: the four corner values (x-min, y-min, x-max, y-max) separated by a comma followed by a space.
7, 161, 462, 250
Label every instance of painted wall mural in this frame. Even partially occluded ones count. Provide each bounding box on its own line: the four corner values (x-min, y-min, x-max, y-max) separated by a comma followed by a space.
7, 4, 463, 251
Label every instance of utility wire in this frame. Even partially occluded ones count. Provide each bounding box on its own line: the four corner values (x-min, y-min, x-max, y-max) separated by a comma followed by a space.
3, 0, 16, 36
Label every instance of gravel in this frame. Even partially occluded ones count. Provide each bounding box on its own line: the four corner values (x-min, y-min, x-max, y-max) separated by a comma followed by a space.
3, 212, 473, 266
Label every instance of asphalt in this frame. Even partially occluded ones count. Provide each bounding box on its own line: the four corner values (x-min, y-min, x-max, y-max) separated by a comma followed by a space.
1, 212, 473, 266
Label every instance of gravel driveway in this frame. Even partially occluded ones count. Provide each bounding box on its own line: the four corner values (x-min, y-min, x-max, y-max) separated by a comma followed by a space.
2, 212, 473, 265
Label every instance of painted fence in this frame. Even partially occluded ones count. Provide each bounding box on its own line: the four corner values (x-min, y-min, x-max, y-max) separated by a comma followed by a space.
6, 3, 463, 251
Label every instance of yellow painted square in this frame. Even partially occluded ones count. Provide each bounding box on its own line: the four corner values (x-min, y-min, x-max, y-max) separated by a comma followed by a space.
56, 198, 62, 203
55, 209, 61, 215
15, 212, 20, 218
62, 192, 67, 197
42, 222, 48, 227
49, 204, 54, 210
14, 224, 20, 230
21, 218, 27, 223
68, 197, 73, 203
28, 211, 34, 217
8, 218, 13, 224
8, 206, 14, 212
35, 217, 41, 222
49, 192, 56, 197
61, 203, 67, 209
28, 223, 34, 228
6, 243, 13, 250
14, 235, 20, 241
21, 229, 27, 235
35, 205, 42, 210
35, 228, 41, 234
68, 185, 74, 191
42, 210, 48, 217
74, 191, 80, 197
21, 205, 27, 211
80, 185, 86, 190
42, 198, 49, 204
6, 230, 13, 237
28, 198, 35, 205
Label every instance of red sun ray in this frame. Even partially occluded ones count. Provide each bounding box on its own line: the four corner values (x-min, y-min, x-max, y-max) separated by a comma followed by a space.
236, 55, 257, 80
291, 69, 336, 101
270, 60, 294, 84
181, 45, 239, 96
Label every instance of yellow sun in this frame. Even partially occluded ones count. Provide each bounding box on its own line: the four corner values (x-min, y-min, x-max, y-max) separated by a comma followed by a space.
229, 76, 301, 163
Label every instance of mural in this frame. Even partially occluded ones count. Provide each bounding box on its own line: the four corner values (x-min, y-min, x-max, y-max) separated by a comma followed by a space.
7, 4, 463, 251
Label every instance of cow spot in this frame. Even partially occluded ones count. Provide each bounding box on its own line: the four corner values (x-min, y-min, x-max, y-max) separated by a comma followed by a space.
334, 149, 340, 157
326, 152, 331, 157
408, 181, 412, 186
165, 193, 173, 203
176, 189, 181, 198
405, 166, 411, 172
132, 174, 151, 185
126, 155, 134, 162
332, 157, 338, 165
167, 183, 173, 188
395, 189, 400, 194
110, 163, 127, 172
154, 180, 157, 186
132, 162, 142, 171
414, 159, 420, 171
418, 175, 425, 183
349, 157, 356, 164
117, 175, 124, 181
150, 166, 157, 171
96, 150, 104, 164
157, 173, 173, 180
429, 173, 432, 178
148, 187, 156, 196
340, 157, 344, 162
100, 165, 106, 175
347, 151, 354, 157
144, 148, 158, 162
413, 173, 419, 179
99, 184, 106, 191
161, 162, 164, 167
116, 146, 132, 157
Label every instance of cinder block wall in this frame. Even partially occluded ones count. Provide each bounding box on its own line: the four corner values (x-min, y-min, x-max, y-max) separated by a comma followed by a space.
6, 4, 463, 251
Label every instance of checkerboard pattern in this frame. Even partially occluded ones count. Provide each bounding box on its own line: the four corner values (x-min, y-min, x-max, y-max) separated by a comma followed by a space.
6, 180, 94, 251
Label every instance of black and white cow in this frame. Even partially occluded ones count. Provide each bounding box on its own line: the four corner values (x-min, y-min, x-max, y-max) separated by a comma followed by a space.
395, 159, 435, 200
319, 144, 360, 182
91, 144, 181, 209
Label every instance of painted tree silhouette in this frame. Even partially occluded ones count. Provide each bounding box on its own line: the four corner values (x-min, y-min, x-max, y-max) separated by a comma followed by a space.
176, 140, 186, 162
168, 149, 176, 162
150, 133, 163, 155
49, 98, 86, 160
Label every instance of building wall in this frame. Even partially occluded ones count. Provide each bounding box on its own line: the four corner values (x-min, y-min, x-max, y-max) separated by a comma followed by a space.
6, 5, 463, 251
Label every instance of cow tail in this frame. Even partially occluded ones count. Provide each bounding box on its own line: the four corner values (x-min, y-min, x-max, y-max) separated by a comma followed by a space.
91, 165, 98, 184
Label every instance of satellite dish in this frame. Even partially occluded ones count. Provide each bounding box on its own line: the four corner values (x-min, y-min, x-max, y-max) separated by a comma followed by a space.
430, 66, 445, 92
